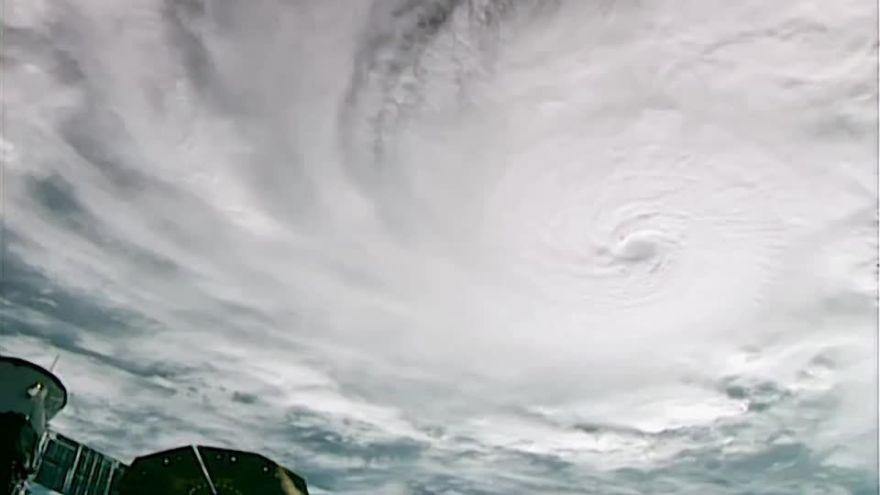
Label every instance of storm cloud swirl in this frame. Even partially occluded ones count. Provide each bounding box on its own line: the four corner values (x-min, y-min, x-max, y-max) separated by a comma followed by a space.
2, 0, 877, 493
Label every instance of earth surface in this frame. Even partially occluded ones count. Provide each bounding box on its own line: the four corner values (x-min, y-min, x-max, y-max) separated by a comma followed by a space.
3, 1, 877, 493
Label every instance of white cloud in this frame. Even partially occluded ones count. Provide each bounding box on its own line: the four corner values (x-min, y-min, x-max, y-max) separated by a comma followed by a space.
3, 0, 876, 492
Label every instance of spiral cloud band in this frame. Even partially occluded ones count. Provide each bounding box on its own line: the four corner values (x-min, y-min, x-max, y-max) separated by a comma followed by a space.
3, 0, 877, 493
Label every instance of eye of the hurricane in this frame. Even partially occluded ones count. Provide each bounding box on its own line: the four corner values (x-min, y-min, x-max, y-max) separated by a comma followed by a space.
479, 112, 794, 335
522, 201, 688, 309
612, 232, 659, 262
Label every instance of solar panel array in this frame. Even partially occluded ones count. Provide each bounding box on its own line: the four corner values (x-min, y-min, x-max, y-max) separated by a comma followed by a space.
29, 433, 125, 495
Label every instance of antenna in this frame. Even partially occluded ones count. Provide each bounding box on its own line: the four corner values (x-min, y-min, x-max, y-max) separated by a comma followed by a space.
49, 354, 60, 372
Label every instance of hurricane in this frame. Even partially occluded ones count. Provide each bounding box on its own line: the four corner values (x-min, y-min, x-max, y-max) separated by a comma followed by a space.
2, 0, 877, 493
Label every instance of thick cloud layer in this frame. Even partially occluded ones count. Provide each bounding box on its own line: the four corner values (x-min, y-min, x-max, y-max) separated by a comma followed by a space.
2, 0, 877, 493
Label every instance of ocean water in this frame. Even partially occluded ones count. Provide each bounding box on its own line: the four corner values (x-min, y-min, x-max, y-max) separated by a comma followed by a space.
2, 1, 877, 493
